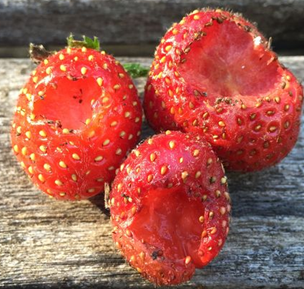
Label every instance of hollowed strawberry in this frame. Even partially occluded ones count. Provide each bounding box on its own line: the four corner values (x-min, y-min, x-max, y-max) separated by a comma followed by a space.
110, 131, 231, 285
144, 9, 303, 172
11, 36, 143, 200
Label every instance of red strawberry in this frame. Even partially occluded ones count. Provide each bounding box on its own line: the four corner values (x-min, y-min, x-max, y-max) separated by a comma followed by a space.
110, 131, 231, 285
144, 9, 303, 172
11, 36, 142, 200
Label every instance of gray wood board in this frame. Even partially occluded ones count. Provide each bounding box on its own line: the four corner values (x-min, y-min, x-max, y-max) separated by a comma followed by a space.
0, 0, 304, 48
0, 56, 304, 288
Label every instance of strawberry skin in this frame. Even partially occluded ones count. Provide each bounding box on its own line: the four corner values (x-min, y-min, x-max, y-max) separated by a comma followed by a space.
11, 47, 142, 200
110, 131, 231, 285
144, 9, 303, 172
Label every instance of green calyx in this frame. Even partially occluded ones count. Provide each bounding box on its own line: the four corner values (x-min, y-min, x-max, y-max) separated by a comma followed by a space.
123, 63, 149, 78
67, 34, 150, 78
67, 34, 100, 51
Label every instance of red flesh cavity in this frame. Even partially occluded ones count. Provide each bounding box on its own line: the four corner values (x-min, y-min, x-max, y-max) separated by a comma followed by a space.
33, 77, 101, 130
130, 186, 205, 267
144, 9, 303, 172
110, 131, 231, 285
179, 21, 280, 99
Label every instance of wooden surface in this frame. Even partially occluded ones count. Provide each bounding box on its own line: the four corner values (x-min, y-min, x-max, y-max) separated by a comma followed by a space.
0, 56, 304, 288
0, 0, 304, 50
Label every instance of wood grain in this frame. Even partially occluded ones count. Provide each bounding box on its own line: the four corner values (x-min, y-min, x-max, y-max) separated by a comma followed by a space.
0, 0, 304, 49
0, 57, 304, 288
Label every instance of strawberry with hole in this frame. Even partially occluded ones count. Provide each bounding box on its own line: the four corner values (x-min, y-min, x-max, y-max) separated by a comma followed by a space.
11, 36, 143, 200
110, 131, 231, 285
144, 9, 303, 172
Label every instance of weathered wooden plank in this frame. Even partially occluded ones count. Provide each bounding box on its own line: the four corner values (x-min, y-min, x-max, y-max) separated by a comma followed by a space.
0, 57, 304, 288
0, 0, 304, 50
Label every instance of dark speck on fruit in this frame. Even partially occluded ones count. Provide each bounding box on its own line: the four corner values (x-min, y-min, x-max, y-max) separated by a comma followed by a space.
151, 251, 158, 260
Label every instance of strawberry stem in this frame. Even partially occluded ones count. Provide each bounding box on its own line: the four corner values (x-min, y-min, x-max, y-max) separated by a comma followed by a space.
29, 43, 53, 64
123, 63, 149, 78
67, 34, 100, 51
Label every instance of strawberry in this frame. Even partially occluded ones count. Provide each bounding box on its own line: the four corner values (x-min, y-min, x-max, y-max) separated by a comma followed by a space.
110, 131, 231, 285
11, 36, 142, 200
144, 9, 303, 172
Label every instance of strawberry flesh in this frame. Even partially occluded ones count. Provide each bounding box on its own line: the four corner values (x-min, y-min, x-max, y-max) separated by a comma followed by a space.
179, 21, 280, 99
33, 77, 101, 130
129, 186, 205, 268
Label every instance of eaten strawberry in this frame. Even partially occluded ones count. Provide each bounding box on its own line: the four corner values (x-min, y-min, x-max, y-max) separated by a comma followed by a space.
11, 36, 142, 200
144, 9, 303, 172
110, 131, 231, 285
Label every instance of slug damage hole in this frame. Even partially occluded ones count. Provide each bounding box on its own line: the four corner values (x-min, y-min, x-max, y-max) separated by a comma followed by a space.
129, 186, 205, 267
33, 77, 101, 130
178, 21, 281, 100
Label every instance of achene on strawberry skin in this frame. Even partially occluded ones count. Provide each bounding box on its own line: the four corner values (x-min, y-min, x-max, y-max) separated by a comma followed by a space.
11, 36, 142, 200
144, 8, 303, 172
110, 131, 231, 285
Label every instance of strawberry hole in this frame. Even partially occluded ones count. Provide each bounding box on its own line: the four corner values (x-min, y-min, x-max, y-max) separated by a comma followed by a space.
33, 77, 101, 130
129, 186, 205, 268
178, 21, 280, 100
